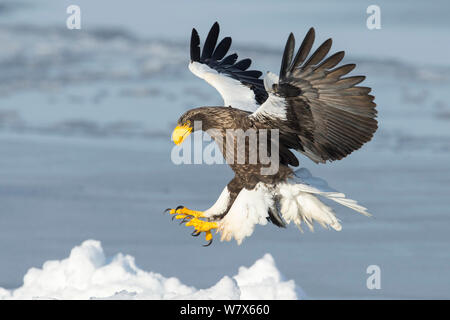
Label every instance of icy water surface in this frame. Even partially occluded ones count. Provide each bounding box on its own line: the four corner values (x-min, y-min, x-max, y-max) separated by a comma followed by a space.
0, 0, 449, 299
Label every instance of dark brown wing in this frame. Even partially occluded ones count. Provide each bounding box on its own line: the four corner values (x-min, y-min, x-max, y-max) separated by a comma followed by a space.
251, 28, 378, 164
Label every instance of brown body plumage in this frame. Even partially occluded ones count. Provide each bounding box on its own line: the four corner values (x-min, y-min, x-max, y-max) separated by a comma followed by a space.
178, 106, 294, 219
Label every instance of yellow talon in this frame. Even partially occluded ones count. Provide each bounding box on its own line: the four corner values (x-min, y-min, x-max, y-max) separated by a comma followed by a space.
185, 218, 218, 232
166, 206, 218, 246
169, 207, 204, 218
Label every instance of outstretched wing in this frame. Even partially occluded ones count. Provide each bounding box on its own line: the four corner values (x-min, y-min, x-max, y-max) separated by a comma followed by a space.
250, 28, 378, 164
189, 22, 268, 112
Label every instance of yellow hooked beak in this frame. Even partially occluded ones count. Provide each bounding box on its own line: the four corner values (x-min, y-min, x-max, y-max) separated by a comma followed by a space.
172, 124, 192, 145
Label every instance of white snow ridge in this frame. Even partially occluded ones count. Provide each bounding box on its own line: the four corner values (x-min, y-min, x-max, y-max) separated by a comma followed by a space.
0, 240, 303, 300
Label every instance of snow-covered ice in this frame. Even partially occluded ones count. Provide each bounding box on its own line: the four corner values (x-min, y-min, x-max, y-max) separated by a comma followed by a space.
0, 240, 301, 300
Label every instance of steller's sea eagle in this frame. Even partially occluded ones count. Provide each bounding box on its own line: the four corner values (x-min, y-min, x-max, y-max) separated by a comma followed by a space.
167, 22, 378, 246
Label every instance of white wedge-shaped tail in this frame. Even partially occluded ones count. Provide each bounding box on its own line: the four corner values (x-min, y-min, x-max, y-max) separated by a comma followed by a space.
278, 168, 370, 233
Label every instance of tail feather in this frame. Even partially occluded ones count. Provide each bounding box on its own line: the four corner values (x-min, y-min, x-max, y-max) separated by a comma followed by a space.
278, 184, 342, 232
293, 168, 371, 216
331, 197, 371, 216
277, 168, 370, 232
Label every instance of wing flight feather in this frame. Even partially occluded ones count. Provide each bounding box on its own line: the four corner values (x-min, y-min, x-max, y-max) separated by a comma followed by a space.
250, 28, 378, 164
189, 22, 268, 112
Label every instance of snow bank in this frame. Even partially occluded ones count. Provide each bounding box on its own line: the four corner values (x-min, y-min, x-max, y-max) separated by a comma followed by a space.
0, 240, 302, 300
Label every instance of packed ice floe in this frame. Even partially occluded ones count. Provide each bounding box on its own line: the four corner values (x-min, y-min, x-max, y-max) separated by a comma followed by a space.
0, 240, 303, 300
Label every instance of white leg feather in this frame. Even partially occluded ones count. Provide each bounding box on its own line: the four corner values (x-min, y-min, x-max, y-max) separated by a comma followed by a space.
218, 183, 273, 245
203, 186, 231, 218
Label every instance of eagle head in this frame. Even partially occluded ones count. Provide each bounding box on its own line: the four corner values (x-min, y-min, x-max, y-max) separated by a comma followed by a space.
172, 108, 210, 145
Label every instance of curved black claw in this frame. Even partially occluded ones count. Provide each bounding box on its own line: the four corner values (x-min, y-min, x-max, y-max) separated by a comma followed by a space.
179, 218, 189, 225
203, 239, 213, 247
175, 205, 184, 211
164, 208, 171, 214
191, 231, 201, 237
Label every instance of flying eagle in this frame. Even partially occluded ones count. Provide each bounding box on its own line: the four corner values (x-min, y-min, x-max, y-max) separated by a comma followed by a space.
167, 22, 377, 246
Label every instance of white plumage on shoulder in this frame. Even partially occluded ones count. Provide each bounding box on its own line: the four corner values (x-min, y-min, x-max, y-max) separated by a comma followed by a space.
189, 61, 260, 112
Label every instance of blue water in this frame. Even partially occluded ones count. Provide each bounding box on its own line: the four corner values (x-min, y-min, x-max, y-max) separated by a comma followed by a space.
0, 0, 449, 299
